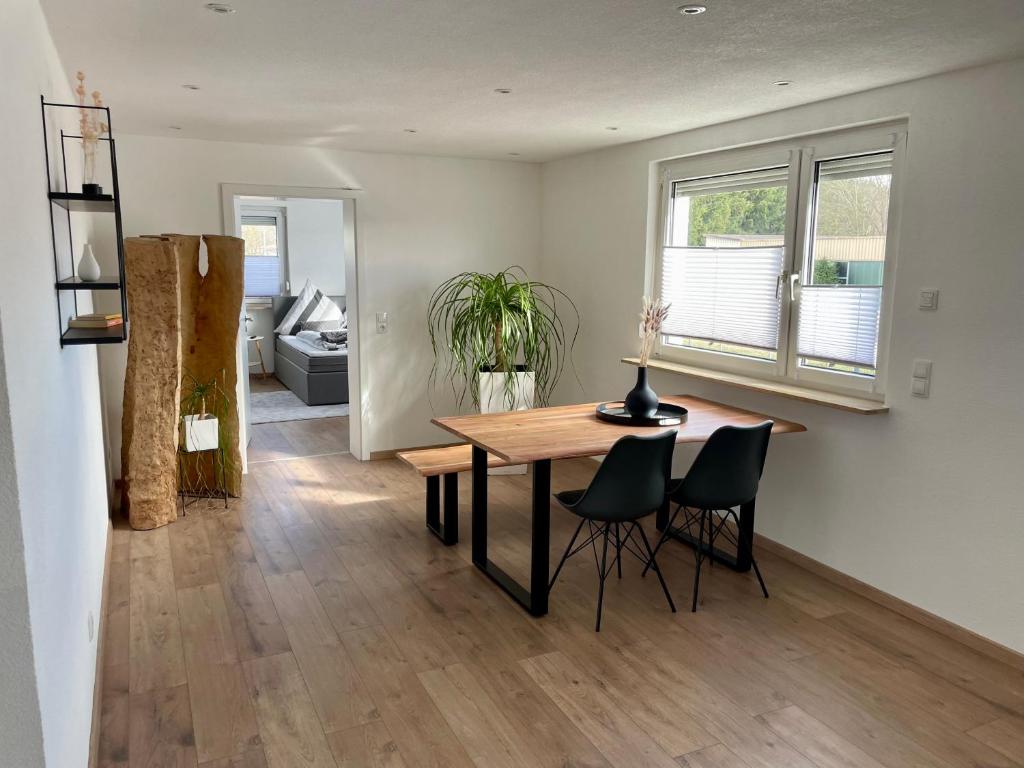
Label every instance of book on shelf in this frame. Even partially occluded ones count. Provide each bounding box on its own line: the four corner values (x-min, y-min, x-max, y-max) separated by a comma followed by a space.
68, 315, 124, 329
74, 312, 122, 321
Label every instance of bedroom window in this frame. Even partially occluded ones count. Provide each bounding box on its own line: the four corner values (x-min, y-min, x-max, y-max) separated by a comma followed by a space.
242, 209, 287, 297
653, 123, 905, 399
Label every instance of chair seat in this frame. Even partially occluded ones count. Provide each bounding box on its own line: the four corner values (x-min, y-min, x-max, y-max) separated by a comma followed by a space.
554, 488, 586, 507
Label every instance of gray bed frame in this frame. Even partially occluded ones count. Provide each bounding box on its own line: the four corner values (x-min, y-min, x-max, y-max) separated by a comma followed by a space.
271, 295, 350, 406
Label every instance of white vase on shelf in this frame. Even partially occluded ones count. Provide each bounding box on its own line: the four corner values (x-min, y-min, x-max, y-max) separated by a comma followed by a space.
77, 243, 101, 282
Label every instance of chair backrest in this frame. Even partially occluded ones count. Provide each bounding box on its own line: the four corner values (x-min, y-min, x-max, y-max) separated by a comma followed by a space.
571, 431, 677, 522
670, 422, 773, 510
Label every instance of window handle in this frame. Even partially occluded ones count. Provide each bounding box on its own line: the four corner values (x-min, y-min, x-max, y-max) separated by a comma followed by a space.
776, 270, 789, 300
790, 272, 802, 301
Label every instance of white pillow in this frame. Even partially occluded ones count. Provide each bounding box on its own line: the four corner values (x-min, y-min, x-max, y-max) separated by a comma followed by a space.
274, 280, 344, 335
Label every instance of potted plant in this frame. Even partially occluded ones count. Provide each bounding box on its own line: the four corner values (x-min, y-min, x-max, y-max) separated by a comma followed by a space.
181, 374, 220, 452
428, 267, 579, 470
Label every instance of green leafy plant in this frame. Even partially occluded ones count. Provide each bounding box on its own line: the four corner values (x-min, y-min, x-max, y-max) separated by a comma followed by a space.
427, 266, 579, 409
179, 370, 235, 493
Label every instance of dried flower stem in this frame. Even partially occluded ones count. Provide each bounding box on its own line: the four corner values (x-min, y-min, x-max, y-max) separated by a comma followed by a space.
637, 295, 671, 367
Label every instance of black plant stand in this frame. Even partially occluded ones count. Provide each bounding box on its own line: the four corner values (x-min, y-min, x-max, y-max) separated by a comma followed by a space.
177, 446, 229, 516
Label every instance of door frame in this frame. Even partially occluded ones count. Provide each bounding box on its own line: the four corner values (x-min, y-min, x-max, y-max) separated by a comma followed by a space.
220, 182, 367, 467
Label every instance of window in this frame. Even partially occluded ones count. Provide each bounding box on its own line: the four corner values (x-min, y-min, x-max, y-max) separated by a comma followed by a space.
654, 125, 904, 398
241, 209, 286, 297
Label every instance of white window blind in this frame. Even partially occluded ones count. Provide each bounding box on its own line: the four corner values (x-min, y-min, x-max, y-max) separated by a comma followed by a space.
797, 152, 892, 369
660, 246, 785, 350
797, 286, 882, 367
242, 215, 281, 297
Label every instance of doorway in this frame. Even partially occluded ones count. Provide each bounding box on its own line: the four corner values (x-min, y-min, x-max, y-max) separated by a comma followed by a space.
220, 184, 365, 469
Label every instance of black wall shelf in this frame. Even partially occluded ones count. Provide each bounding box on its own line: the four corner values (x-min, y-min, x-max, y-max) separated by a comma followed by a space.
41, 97, 128, 347
62, 326, 126, 346
48, 192, 116, 213
55, 276, 121, 290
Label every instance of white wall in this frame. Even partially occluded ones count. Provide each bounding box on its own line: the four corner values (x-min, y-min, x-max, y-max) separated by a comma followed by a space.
541, 59, 1024, 653
285, 197, 346, 296
0, 1, 111, 765
95, 136, 542, 466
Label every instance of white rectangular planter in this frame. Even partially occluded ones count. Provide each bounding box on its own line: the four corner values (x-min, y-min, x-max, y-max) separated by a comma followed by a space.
479, 370, 534, 475
183, 414, 219, 452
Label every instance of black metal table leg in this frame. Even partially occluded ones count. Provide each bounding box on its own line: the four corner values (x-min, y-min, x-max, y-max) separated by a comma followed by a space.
734, 498, 755, 572
470, 447, 551, 617
656, 496, 670, 531
471, 446, 488, 566
529, 459, 551, 616
659, 498, 756, 573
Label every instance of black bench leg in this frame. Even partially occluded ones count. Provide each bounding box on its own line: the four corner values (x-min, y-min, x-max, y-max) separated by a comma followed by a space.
426, 473, 459, 546
442, 472, 459, 545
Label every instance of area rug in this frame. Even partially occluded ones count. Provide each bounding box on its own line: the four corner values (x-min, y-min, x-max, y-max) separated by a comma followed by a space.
250, 390, 350, 424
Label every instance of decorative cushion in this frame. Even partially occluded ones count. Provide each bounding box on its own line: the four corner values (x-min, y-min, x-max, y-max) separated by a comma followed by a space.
301, 316, 347, 333
274, 280, 344, 335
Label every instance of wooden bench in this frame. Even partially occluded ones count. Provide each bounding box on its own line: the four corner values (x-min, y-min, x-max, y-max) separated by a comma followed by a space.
397, 444, 513, 545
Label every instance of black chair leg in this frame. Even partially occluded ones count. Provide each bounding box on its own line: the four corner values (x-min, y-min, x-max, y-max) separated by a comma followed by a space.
549, 517, 586, 593
642, 504, 681, 578
691, 509, 707, 612
595, 523, 610, 632
635, 523, 676, 613
614, 523, 623, 579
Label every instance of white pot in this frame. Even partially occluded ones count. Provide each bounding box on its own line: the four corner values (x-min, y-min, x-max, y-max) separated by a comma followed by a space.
183, 414, 219, 452
479, 370, 535, 475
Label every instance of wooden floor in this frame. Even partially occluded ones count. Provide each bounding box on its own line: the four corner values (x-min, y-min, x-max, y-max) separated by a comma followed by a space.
248, 373, 350, 461
98, 419, 1024, 768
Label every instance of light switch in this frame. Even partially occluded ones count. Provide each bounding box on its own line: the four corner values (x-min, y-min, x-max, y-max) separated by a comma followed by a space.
911, 378, 930, 397
919, 288, 939, 311
912, 359, 932, 379
376, 311, 388, 334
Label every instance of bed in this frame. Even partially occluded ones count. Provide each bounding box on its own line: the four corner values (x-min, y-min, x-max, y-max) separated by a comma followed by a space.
271, 295, 349, 406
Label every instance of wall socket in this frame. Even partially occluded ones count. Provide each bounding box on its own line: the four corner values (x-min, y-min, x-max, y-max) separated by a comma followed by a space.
376, 312, 388, 334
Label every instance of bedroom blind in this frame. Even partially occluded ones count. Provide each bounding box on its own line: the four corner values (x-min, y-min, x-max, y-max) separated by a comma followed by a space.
659, 245, 785, 350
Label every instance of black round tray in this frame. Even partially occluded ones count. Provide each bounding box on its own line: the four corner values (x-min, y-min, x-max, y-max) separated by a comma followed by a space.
595, 402, 688, 427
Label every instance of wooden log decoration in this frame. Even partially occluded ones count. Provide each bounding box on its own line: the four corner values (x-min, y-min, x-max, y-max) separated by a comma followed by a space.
166, 234, 245, 497
121, 237, 182, 530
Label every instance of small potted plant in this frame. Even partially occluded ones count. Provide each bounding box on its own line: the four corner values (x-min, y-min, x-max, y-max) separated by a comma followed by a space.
181, 375, 219, 452
625, 296, 671, 418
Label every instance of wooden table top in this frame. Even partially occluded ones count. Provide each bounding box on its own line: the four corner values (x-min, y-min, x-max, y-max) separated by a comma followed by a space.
431, 395, 806, 464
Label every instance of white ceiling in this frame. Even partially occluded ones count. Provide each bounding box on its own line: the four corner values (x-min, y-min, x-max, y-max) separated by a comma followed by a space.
40, 0, 1024, 162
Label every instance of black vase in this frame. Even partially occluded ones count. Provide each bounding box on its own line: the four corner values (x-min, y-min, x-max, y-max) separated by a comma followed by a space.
624, 366, 659, 418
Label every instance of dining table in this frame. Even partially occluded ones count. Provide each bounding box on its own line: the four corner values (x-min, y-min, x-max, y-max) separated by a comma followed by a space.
431, 394, 806, 617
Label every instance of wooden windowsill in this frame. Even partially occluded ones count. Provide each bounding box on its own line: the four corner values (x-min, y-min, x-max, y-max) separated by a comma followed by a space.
622, 357, 889, 415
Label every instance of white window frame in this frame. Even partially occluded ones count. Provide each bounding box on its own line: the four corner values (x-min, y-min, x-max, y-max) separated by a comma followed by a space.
241, 204, 288, 300
651, 122, 907, 400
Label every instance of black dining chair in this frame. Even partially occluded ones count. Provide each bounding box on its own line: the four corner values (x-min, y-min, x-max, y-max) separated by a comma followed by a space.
643, 422, 773, 612
548, 431, 678, 631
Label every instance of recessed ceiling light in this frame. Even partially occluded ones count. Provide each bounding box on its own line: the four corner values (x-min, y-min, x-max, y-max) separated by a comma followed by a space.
181, 84, 200, 90
772, 80, 792, 87
678, 4, 707, 15
606, 126, 619, 131
508, 152, 520, 156
494, 88, 512, 94
169, 125, 183, 131
204, 3, 236, 14
403, 128, 418, 133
